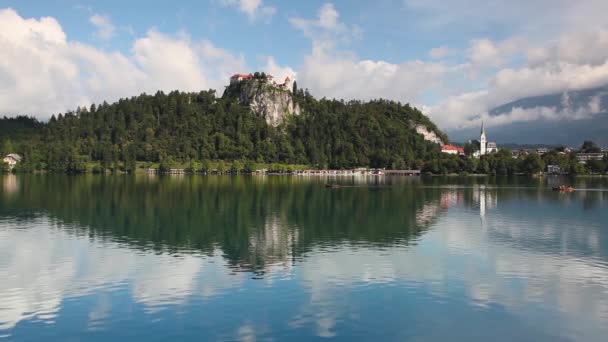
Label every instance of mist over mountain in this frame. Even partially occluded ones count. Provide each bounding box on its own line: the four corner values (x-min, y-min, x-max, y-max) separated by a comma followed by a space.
447, 85, 608, 147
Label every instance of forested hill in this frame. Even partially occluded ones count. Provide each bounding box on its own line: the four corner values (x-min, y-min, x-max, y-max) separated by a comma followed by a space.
3, 88, 447, 172
0, 116, 43, 143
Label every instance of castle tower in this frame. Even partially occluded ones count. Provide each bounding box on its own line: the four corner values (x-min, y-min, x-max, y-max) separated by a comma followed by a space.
480, 121, 487, 156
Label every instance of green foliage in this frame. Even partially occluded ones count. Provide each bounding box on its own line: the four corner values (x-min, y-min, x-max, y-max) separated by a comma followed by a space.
0, 161, 9, 173
216, 160, 226, 173
9, 88, 605, 176
159, 157, 176, 173
1, 138, 15, 156
231, 160, 243, 173
463, 142, 477, 156
580, 140, 601, 153
24, 89, 446, 171
520, 153, 544, 175
243, 159, 257, 173
201, 159, 212, 172
0, 116, 43, 144
187, 159, 199, 173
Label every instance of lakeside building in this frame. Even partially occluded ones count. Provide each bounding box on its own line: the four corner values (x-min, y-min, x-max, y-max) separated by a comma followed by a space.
441, 144, 465, 155
576, 153, 605, 164
547, 165, 564, 174
2, 154, 22, 169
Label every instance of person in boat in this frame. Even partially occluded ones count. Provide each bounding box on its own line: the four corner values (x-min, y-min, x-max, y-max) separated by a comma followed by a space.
553, 185, 574, 191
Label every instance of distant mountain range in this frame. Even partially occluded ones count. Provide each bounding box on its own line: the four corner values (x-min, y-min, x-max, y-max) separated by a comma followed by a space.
447, 85, 608, 147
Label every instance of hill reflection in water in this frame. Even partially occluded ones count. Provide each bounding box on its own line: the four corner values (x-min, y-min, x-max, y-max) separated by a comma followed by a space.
1, 175, 607, 341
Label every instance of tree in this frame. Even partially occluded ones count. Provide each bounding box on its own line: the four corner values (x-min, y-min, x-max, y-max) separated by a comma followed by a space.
463, 142, 478, 157
4, 88, 452, 173
292, 80, 298, 94
159, 157, 176, 173
586, 159, 605, 174
521, 153, 544, 174
580, 140, 601, 153
243, 159, 257, 173
216, 160, 226, 174
187, 159, 199, 173
124, 144, 137, 173
201, 159, 212, 173
1, 138, 15, 155
231, 160, 243, 173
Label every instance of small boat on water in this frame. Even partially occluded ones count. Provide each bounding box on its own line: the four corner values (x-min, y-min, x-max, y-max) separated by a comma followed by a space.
325, 183, 341, 189
552, 185, 574, 192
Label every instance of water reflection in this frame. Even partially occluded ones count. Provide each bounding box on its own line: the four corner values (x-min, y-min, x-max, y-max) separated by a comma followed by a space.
0, 175, 607, 341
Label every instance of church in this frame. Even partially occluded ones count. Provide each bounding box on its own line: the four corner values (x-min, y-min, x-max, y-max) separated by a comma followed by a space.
474, 121, 498, 157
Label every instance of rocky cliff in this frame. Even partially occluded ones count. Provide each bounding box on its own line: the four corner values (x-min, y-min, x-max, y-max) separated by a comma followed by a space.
222, 79, 300, 127
413, 123, 445, 145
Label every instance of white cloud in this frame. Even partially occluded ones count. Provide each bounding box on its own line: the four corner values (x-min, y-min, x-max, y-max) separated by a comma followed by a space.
298, 45, 448, 103
220, 0, 276, 22
527, 30, 608, 67
291, 4, 449, 106
403, 0, 608, 37
289, 3, 361, 47
260, 56, 297, 84
0, 8, 250, 118
0, 217, 246, 330
89, 14, 115, 40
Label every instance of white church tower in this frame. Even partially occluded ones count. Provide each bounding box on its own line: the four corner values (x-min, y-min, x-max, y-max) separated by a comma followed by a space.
480, 121, 487, 156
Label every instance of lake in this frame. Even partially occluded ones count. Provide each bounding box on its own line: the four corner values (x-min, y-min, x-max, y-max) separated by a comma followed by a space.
1, 174, 607, 341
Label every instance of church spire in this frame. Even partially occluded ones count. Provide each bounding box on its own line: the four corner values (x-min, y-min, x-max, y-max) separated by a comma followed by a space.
481, 120, 485, 135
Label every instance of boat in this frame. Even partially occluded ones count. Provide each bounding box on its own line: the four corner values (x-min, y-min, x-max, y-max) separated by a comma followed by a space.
552, 185, 574, 192
325, 183, 341, 189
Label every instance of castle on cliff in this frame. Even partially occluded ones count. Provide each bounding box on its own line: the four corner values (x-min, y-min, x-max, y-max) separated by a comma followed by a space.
230, 73, 293, 91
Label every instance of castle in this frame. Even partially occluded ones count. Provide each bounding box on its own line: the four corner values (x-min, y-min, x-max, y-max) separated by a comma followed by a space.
230, 73, 293, 91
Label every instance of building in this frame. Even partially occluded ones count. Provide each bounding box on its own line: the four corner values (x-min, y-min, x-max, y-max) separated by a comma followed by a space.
486, 142, 498, 153
230, 73, 276, 85
441, 144, 465, 155
282, 76, 293, 91
475, 121, 498, 157
230, 73, 253, 84
547, 164, 563, 174
536, 148, 548, 155
576, 153, 604, 164
3, 154, 22, 169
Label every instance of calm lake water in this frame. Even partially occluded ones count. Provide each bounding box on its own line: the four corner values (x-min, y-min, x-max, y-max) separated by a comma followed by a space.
1, 174, 607, 341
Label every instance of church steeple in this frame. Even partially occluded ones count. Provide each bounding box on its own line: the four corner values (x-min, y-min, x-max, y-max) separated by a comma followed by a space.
480, 120, 487, 156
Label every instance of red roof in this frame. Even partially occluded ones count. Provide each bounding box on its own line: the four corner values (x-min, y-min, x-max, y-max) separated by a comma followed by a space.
441, 145, 465, 153
231, 73, 253, 79
441, 144, 459, 151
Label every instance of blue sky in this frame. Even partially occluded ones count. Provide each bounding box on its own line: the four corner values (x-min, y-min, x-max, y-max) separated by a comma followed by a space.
2, 0, 608, 130
4, 0, 486, 65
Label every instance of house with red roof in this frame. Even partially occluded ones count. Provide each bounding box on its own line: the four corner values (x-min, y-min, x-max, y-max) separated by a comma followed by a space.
441, 144, 465, 156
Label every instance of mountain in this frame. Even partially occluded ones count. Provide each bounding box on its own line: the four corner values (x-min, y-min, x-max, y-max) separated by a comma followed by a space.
447, 85, 608, 147
2, 75, 448, 172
